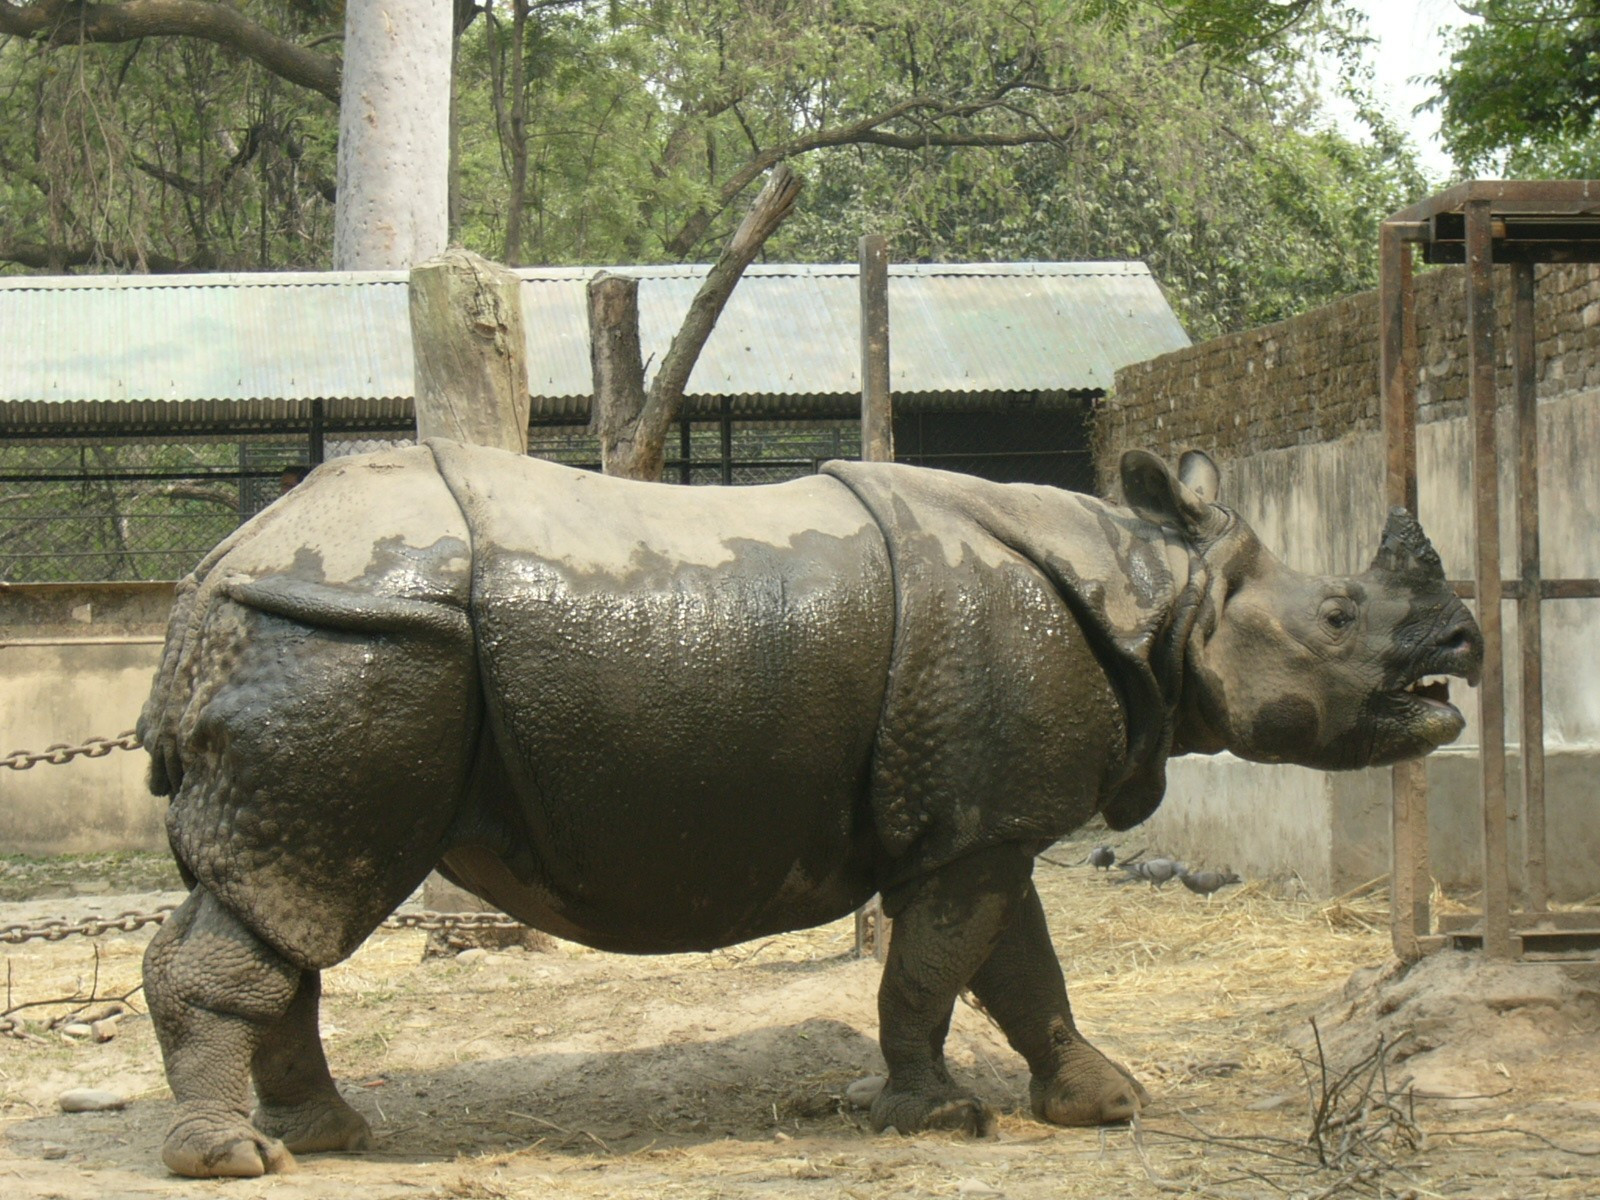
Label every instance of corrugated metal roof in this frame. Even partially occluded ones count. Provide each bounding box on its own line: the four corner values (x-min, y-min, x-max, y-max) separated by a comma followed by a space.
0, 263, 1187, 427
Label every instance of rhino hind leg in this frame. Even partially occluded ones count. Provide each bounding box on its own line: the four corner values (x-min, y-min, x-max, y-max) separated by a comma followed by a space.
870, 847, 1034, 1137
251, 969, 373, 1154
143, 889, 303, 1177
967, 878, 1149, 1126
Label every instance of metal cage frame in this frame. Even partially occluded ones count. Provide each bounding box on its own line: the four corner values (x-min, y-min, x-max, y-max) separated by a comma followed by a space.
1380, 180, 1600, 961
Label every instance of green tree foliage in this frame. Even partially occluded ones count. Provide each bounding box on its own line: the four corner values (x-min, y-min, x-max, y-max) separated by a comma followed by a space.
0, 1, 337, 271
0, 0, 1424, 333
1431, 0, 1600, 175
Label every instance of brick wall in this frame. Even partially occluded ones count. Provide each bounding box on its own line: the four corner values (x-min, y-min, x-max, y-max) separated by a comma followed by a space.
1097, 262, 1600, 490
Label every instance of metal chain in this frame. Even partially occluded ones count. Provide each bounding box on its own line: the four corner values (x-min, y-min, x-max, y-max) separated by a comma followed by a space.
381, 911, 528, 933
0, 906, 178, 945
2, 731, 143, 771
0, 906, 527, 945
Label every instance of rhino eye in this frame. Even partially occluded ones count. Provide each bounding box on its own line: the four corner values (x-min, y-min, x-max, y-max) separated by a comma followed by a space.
1320, 598, 1357, 635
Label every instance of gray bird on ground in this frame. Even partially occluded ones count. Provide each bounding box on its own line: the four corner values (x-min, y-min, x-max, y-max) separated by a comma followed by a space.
1088, 845, 1116, 871
1179, 869, 1242, 900
1121, 857, 1184, 887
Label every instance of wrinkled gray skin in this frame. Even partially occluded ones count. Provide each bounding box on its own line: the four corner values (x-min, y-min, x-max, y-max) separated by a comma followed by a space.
137, 441, 1482, 1177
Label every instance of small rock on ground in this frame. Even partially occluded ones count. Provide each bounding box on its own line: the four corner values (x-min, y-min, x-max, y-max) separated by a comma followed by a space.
58, 1089, 125, 1113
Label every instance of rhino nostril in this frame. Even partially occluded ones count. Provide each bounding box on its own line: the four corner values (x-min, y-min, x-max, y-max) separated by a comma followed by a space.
1443, 631, 1473, 654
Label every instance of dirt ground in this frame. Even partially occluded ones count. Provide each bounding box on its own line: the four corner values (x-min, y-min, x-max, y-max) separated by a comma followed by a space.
3, 830, 1598, 1200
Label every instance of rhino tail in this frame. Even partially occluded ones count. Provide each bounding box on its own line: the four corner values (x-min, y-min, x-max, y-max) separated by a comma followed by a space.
137, 504, 283, 799
137, 575, 203, 798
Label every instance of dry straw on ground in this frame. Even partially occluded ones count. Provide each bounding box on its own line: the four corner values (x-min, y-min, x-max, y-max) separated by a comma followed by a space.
3, 834, 1598, 1199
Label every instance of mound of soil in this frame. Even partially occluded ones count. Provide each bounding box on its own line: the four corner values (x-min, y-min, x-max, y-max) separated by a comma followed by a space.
1311, 951, 1600, 1112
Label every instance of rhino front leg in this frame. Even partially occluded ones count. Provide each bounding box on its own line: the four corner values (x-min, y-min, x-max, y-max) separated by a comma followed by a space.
871, 846, 1034, 1136
143, 888, 302, 1177
967, 877, 1149, 1126
251, 970, 372, 1154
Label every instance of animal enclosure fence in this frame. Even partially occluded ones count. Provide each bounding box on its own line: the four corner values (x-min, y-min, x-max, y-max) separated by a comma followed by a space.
0, 420, 870, 584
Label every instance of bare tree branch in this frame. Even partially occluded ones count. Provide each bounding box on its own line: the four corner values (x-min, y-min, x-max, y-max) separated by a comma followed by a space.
0, 0, 341, 100
599, 162, 803, 480
662, 90, 1085, 257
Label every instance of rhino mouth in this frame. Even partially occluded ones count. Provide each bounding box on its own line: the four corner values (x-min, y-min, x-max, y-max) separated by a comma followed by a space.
1405, 674, 1455, 712
1393, 672, 1467, 748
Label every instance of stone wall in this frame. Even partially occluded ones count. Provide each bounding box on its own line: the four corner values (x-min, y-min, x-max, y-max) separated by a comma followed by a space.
1098, 262, 1600, 486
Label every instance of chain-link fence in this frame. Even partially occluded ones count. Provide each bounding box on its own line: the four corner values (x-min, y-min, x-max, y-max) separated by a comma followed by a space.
0, 436, 332, 584
0, 422, 868, 584
1, 406, 1103, 584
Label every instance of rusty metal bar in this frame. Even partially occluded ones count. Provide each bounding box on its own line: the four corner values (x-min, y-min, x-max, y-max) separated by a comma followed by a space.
1380, 222, 1429, 960
1511, 261, 1549, 912
1449, 578, 1600, 600
1464, 199, 1514, 960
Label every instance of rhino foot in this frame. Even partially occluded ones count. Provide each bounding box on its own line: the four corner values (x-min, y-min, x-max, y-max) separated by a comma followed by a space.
161, 1106, 298, 1178
253, 1095, 373, 1154
1029, 1041, 1149, 1126
870, 1083, 997, 1137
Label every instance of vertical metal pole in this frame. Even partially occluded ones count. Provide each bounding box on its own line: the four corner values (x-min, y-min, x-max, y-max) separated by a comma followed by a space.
1465, 200, 1513, 959
1511, 261, 1548, 912
719, 396, 733, 486
860, 234, 894, 464
679, 417, 692, 486
310, 399, 326, 465
1380, 222, 1428, 960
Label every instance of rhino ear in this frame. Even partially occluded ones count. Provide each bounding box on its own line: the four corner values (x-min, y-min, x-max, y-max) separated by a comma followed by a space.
1121, 449, 1214, 538
1178, 450, 1221, 504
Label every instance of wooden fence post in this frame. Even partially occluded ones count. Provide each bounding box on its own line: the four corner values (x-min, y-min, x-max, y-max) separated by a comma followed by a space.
410, 247, 530, 943
410, 247, 529, 454
855, 233, 893, 961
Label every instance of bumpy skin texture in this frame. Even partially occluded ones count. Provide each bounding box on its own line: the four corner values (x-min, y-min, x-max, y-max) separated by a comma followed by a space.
138, 442, 1481, 1176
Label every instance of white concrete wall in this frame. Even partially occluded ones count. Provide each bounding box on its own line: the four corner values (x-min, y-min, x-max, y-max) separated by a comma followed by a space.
0, 640, 167, 854
1144, 388, 1600, 898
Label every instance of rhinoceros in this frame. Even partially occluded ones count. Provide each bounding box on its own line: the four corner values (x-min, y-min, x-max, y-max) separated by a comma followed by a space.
137, 440, 1480, 1176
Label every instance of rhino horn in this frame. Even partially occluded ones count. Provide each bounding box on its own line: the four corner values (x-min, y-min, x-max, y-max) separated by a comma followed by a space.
1369, 507, 1446, 582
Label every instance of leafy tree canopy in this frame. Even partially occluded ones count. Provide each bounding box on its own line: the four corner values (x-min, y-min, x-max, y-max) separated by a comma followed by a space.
0, 0, 1425, 335
1430, 0, 1600, 175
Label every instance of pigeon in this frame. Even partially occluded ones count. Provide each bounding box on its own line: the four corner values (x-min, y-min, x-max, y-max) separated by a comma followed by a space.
1179, 868, 1242, 900
1121, 857, 1184, 887
1088, 845, 1116, 871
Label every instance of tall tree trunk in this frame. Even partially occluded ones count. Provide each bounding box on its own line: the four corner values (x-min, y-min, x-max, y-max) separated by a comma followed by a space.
333, 0, 452, 269
589, 163, 803, 481
502, 0, 530, 265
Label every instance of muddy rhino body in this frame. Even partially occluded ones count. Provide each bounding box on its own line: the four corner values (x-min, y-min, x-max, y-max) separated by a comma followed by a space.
138, 440, 1481, 1177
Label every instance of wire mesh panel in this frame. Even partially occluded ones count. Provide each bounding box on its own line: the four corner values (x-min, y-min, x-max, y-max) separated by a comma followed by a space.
527, 420, 861, 485
0, 423, 862, 583
1, 410, 1092, 583
0, 433, 407, 584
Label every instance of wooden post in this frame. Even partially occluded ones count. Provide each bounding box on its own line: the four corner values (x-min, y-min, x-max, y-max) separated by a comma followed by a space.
1464, 199, 1514, 960
1379, 221, 1431, 961
587, 270, 649, 473
1511, 261, 1548, 912
855, 234, 892, 962
410, 247, 530, 454
860, 234, 893, 463
410, 247, 530, 932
